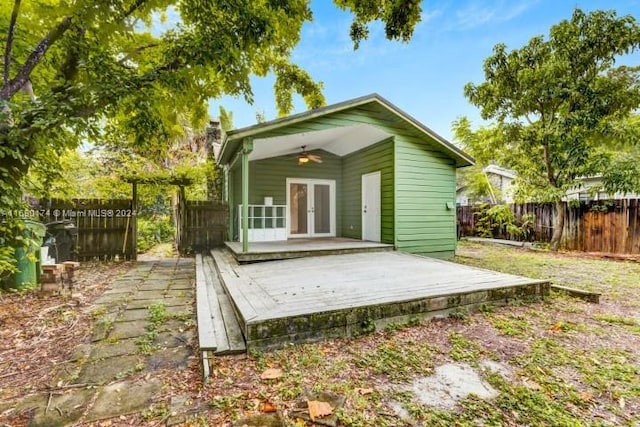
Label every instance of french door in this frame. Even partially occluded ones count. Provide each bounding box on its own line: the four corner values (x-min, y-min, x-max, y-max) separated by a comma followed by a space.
286, 178, 335, 238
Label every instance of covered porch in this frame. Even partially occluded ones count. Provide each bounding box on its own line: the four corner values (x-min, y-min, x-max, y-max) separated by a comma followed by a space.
222, 124, 394, 253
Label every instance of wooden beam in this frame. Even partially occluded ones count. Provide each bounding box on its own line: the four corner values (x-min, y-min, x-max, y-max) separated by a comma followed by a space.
225, 165, 233, 242
131, 182, 138, 261
241, 138, 253, 253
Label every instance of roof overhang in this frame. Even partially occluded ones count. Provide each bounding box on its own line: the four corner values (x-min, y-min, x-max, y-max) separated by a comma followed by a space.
248, 124, 391, 162
217, 93, 475, 167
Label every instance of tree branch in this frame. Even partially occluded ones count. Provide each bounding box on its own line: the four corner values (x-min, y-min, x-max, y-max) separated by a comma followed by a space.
3, 0, 21, 86
0, 15, 73, 101
1, 0, 153, 101
117, 43, 159, 65
122, 0, 149, 20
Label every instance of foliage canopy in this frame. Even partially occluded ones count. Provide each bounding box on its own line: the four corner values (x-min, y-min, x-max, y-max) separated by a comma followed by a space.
0, 0, 422, 277
463, 8, 640, 249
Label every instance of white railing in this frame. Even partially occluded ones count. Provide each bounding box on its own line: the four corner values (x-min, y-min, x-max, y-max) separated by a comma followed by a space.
238, 204, 287, 242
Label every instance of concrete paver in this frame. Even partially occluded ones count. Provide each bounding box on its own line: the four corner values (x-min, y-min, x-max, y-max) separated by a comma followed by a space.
119, 308, 149, 321
75, 354, 142, 384
29, 388, 96, 427
87, 378, 162, 422
89, 338, 139, 360
110, 319, 150, 340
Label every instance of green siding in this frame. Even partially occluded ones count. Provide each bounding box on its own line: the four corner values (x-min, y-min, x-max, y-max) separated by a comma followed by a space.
394, 135, 457, 258
227, 102, 458, 256
229, 150, 342, 240
341, 139, 394, 243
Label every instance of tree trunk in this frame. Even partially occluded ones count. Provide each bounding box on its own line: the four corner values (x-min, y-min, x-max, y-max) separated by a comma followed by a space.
550, 200, 565, 251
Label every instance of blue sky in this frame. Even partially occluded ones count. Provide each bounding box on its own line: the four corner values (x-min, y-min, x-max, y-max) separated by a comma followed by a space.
210, 0, 640, 142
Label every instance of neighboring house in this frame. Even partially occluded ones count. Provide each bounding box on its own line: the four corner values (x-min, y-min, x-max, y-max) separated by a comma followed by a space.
458, 167, 639, 205
565, 176, 640, 202
215, 94, 474, 259
456, 164, 516, 206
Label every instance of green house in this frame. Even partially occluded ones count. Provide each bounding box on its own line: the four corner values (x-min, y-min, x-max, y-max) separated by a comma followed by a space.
216, 94, 474, 259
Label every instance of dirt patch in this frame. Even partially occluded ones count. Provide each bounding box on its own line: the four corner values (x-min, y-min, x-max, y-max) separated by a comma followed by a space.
0, 261, 133, 401
402, 362, 500, 409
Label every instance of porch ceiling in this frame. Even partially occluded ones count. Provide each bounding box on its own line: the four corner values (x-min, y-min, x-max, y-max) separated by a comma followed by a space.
248, 124, 391, 162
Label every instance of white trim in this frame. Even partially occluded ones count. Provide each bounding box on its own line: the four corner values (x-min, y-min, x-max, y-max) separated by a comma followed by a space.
286, 178, 336, 238
362, 171, 381, 242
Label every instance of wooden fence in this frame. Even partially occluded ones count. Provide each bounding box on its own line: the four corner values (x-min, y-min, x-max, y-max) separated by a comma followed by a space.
175, 199, 228, 253
34, 198, 135, 260
457, 199, 640, 254
33, 198, 228, 259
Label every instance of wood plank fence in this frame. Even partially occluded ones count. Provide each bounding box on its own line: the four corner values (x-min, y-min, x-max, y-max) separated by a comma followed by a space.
34, 198, 135, 260
457, 199, 640, 254
175, 200, 228, 253
34, 198, 229, 260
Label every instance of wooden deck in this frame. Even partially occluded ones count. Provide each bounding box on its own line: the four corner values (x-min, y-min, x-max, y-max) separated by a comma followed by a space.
224, 237, 394, 263
204, 249, 550, 351
195, 253, 246, 376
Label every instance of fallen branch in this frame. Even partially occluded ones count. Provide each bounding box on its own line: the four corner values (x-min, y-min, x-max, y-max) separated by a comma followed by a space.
48, 383, 99, 391
45, 392, 52, 414
0, 371, 18, 380
149, 410, 173, 427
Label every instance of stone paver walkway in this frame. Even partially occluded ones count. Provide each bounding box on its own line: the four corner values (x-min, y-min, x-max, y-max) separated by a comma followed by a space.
0, 257, 196, 426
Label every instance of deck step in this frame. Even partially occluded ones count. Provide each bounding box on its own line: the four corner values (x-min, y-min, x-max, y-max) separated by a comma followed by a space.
203, 255, 246, 355
195, 254, 217, 352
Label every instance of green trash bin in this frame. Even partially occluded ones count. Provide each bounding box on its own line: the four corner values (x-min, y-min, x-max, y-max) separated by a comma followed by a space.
12, 220, 46, 289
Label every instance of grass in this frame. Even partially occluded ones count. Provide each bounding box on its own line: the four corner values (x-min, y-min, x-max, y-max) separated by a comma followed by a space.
136, 302, 168, 355
354, 338, 434, 381
448, 331, 487, 364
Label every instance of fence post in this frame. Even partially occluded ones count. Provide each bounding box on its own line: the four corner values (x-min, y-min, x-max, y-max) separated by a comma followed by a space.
131, 182, 138, 261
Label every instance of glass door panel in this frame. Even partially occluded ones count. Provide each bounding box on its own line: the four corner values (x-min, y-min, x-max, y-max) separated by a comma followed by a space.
313, 183, 331, 234
289, 183, 308, 235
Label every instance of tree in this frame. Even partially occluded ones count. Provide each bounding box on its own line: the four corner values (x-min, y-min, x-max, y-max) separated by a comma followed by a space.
453, 117, 504, 204
464, 8, 640, 250
0, 0, 423, 276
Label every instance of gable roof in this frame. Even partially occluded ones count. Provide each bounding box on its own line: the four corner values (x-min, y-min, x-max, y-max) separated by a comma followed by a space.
217, 93, 474, 167
484, 165, 517, 179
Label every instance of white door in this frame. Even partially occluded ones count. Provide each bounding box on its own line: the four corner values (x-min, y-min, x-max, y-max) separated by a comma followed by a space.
362, 171, 381, 242
287, 179, 335, 238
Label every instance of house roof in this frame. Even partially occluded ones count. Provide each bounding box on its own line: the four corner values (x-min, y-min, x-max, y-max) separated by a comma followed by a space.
484, 165, 517, 179
217, 93, 474, 167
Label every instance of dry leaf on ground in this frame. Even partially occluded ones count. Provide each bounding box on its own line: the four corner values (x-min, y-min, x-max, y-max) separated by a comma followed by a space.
260, 401, 277, 413
260, 368, 283, 380
550, 322, 563, 332
307, 400, 333, 421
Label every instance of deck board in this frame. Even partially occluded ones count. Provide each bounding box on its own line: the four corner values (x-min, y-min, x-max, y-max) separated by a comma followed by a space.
195, 254, 217, 352
210, 249, 276, 321
203, 256, 245, 354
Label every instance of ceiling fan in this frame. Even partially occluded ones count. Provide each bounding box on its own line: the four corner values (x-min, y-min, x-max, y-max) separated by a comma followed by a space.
297, 145, 323, 165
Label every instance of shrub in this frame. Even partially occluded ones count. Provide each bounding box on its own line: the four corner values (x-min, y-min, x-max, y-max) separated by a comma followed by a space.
475, 204, 535, 240
137, 215, 174, 252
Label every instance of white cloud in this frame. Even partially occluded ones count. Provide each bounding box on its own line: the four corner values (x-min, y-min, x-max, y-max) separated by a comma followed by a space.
455, 0, 537, 30
295, 16, 399, 71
